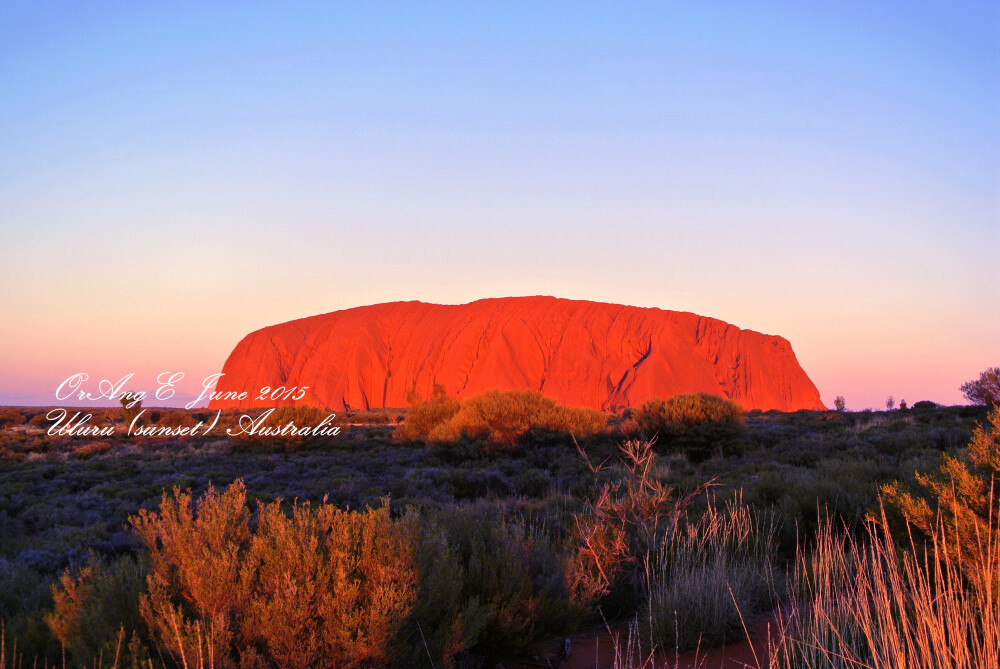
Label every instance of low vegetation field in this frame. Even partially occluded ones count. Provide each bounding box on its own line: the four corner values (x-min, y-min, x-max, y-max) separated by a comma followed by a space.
0, 392, 995, 668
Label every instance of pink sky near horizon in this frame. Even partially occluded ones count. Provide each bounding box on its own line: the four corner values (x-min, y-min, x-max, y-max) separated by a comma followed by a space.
1, 288, 992, 412
1, 3, 997, 411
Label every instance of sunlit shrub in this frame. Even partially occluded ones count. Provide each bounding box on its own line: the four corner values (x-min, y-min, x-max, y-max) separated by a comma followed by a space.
130, 479, 418, 668
629, 393, 746, 461
229, 404, 336, 451
0, 409, 25, 428
73, 441, 111, 459
443, 390, 597, 447
397, 388, 606, 454
156, 410, 198, 430
393, 384, 460, 443
884, 407, 1000, 593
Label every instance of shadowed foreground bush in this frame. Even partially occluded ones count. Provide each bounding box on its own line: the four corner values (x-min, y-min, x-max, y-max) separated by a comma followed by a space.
46, 554, 145, 662
400, 504, 583, 667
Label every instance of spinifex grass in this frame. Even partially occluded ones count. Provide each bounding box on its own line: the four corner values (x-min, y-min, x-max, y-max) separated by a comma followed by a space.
769, 501, 999, 669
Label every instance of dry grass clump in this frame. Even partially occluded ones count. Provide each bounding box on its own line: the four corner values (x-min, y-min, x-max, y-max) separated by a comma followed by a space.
643, 494, 779, 651
566, 438, 727, 619
769, 505, 999, 669
769, 407, 1000, 668
395, 387, 607, 451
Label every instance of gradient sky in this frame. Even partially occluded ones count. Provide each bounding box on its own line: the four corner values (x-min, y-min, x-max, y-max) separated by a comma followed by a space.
1, 1, 997, 410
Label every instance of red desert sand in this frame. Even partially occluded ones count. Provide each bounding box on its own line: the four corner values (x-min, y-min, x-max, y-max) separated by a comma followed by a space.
210, 296, 825, 412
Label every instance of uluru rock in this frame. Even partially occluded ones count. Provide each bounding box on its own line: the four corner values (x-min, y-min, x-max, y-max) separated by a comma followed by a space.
209, 297, 825, 412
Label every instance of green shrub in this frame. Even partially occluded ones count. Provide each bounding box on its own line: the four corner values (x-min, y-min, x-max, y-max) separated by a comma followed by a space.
437, 505, 578, 661
630, 393, 746, 461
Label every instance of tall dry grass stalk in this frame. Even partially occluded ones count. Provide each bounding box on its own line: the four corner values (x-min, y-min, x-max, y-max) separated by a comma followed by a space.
609, 615, 708, 669
769, 501, 999, 669
643, 494, 780, 652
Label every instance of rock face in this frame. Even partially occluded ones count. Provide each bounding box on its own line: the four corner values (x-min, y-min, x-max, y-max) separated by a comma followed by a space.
209, 297, 825, 412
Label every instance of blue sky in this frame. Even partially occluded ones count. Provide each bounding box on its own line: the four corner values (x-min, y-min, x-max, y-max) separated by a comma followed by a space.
1, 1, 997, 408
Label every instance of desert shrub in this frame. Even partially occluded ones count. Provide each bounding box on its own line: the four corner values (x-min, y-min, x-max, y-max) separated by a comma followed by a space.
393, 520, 488, 668
347, 410, 393, 425
642, 495, 780, 651
243, 498, 417, 667
884, 407, 1000, 593
130, 480, 418, 668
567, 439, 713, 611
433, 390, 606, 451
156, 410, 198, 430
73, 441, 111, 459
629, 393, 746, 462
45, 553, 145, 663
834, 396, 847, 412
396, 388, 606, 455
120, 392, 143, 427
131, 481, 250, 664
962, 366, 1000, 407
394, 384, 460, 443
0, 557, 59, 659
0, 409, 25, 428
28, 413, 50, 427
394, 502, 583, 668
419, 504, 579, 664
